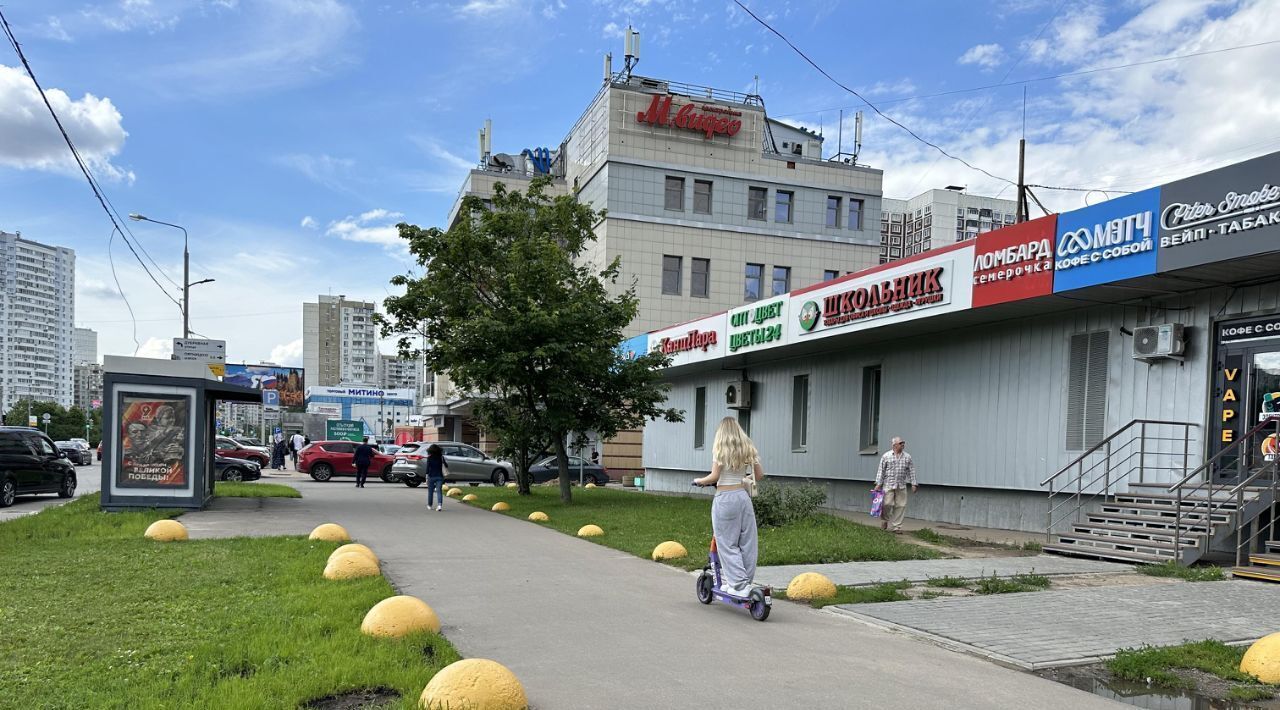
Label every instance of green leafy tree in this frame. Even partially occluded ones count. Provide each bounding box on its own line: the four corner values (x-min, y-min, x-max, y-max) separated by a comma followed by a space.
3, 400, 102, 443
380, 179, 681, 501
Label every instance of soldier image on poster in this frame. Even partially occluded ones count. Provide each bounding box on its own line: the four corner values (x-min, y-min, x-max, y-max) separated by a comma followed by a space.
117, 394, 191, 487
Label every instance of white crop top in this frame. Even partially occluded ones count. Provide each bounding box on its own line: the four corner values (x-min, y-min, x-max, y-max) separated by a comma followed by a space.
717, 462, 753, 486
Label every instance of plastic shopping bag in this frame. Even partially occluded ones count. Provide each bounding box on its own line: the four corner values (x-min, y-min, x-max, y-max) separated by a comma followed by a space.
869, 489, 885, 518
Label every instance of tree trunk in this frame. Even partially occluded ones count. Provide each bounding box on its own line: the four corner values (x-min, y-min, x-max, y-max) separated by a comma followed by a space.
516, 449, 532, 495
555, 434, 573, 504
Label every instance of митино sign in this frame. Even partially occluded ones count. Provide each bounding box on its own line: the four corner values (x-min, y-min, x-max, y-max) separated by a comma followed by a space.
1053, 187, 1161, 292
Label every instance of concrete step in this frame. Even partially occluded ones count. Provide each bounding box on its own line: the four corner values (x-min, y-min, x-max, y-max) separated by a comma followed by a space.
1268, 540, 1280, 554
1128, 482, 1275, 495
1053, 532, 1183, 558
1114, 491, 1253, 508
1232, 565, 1280, 583
1071, 522, 1205, 546
1097, 501, 1234, 524
1043, 543, 1169, 565
1084, 512, 1215, 532
1248, 553, 1280, 568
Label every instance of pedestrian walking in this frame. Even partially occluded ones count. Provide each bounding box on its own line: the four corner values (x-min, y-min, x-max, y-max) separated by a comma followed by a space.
590, 450, 600, 466
692, 417, 765, 597
352, 437, 377, 488
271, 439, 287, 470
424, 443, 449, 511
874, 436, 918, 533
290, 431, 305, 470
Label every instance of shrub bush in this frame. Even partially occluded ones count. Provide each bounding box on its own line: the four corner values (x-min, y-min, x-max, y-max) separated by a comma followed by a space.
752, 480, 827, 527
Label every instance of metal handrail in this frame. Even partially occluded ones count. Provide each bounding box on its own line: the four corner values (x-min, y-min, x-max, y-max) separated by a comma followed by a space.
1166, 416, 1279, 492
1041, 419, 1194, 488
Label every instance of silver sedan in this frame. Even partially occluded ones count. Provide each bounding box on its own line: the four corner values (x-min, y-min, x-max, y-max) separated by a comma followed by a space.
391, 441, 514, 487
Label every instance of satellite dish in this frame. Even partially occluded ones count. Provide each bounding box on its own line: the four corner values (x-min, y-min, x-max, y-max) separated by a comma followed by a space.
490, 153, 517, 171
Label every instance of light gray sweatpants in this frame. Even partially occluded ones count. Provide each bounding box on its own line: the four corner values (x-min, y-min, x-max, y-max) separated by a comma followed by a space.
712, 489, 758, 589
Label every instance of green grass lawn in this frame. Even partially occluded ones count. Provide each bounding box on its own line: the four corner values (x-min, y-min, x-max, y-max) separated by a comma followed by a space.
0, 495, 457, 709
458, 486, 936, 570
776, 581, 913, 608
213, 481, 301, 498
1109, 640, 1277, 701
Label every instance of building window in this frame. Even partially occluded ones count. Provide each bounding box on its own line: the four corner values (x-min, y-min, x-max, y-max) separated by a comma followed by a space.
744, 263, 764, 302
792, 374, 809, 451
860, 365, 882, 451
1066, 331, 1109, 450
691, 258, 710, 298
849, 199, 863, 230
662, 255, 682, 295
664, 176, 685, 211
771, 266, 791, 296
823, 269, 840, 281
826, 196, 841, 228
775, 191, 794, 223
693, 180, 713, 215
748, 186, 767, 220
694, 386, 707, 449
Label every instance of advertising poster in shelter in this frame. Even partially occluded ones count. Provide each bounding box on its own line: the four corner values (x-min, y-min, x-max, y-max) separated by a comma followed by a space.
116, 393, 191, 488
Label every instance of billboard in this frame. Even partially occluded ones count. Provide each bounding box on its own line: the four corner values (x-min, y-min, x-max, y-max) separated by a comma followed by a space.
326, 419, 364, 442
1157, 151, 1280, 272
224, 364, 305, 411
116, 393, 191, 488
1053, 187, 1161, 292
972, 215, 1056, 307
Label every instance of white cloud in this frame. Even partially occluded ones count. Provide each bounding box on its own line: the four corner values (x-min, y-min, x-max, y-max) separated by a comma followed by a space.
456, 0, 524, 17
0, 65, 134, 182
275, 153, 356, 192
602, 21, 626, 38
864, 78, 918, 97
135, 336, 172, 359
325, 209, 406, 250
1021, 3, 1105, 65
269, 338, 304, 367
300, 215, 317, 229
958, 43, 1004, 69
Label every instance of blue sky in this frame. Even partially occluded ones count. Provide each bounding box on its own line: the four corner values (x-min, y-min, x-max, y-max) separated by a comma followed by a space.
2, 0, 1278, 365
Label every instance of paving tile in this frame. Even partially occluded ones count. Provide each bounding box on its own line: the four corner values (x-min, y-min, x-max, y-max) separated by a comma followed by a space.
754, 555, 1127, 588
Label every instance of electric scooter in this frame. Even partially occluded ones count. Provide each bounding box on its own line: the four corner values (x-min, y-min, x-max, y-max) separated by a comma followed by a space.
692, 483, 772, 621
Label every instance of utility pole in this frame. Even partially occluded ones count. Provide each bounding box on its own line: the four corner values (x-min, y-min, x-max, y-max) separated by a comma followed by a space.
1017, 138, 1029, 223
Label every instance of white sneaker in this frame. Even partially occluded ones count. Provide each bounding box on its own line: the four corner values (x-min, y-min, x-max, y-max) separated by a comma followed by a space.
436, 505, 442, 511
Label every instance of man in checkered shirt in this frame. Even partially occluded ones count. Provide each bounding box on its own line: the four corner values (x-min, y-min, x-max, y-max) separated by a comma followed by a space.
874, 436, 918, 533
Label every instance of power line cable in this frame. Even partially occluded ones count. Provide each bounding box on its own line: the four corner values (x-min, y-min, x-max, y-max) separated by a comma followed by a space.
106, 227, 142, 354
0, 9, 183, 313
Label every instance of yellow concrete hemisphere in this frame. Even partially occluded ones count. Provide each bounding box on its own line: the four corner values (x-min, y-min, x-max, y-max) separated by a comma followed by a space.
323, 551, 381, 580
528, 511, 549, 522
144, 519, 188, 541
584, 482, 597, 489
506, 482, 518, 488
330, 543, 379, 566
309, 523, 351, 542
577, 524, 604, 537
491, 502, 510, 512
1241, 632, 1280, 683
420, 658, 527, 710
446, 488, 462, 498
462, 494, 478, 502
786, 572, 838, 601
651, 541, 688, 561
361, 595, 441, 638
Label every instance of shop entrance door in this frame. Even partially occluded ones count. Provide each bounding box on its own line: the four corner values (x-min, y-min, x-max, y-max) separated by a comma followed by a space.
1244, 349, 1280, 475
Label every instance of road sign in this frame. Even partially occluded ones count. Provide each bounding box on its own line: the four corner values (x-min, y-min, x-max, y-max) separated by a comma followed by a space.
207, 363, 226, 377
262, 389, 280, 411
326, 419, 364, 442
42, 413, 51, 422
28, 415, 37, 427
172, 338, 227, 362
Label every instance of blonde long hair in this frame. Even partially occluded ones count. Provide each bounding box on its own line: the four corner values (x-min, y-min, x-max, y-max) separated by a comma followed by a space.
713, 416, 758, 471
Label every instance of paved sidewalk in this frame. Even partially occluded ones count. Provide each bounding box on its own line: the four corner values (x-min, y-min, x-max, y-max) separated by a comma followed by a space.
180, 479, 1124, 710
754, 555, 1127, 588
836, 581, 1280, 670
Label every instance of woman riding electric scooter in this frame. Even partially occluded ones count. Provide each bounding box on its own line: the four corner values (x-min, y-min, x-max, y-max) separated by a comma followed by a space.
693, 417, 766, 598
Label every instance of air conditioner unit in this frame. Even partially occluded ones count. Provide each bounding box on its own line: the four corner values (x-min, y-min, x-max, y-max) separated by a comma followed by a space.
725, 380, 753, 410
1133, 323, 1186, 361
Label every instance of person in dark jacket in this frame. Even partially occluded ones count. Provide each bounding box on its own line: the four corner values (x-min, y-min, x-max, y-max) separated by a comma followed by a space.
425, 443, 450, 511
352, 437, 377, 488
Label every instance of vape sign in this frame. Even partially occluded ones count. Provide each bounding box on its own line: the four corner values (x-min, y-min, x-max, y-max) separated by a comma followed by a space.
1157, 151, 1280, 272
1053, 187, 1161, 292
972, 215, 1057, 307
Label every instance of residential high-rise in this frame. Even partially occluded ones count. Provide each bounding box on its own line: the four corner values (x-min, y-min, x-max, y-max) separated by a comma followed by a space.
73, 327, 98, 365
0, 231, 75, 411
302, 295, 377, 387
879, 189, 1018, 263
73, 362, 103, 411
377, 354, 420, 392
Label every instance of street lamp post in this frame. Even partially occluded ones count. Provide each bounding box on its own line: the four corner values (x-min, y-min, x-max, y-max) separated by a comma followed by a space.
128, 213, 212, 339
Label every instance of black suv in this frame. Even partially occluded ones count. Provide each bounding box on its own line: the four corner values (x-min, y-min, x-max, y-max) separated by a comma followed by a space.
0, 427, 77, 508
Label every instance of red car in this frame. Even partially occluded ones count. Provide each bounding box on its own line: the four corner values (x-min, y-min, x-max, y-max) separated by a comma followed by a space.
215, 436, 270, 467
298, 441, 396, 483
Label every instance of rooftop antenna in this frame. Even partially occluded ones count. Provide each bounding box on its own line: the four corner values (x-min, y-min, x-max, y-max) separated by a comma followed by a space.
479, 118, 492, 164
603, 52, 612, 84
623, 26, 640, 77
753, 74, 759, 95
853, 110, 862, 164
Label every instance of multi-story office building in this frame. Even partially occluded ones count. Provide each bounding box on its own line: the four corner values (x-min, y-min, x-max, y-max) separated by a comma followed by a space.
879, 188, 1018, 263
377, 354, 421, 392
434, 61, 887, 472
73, 327, 98, 365
0, 231, 75, 411
73, 362, 103, 411
302, 295, 377, 387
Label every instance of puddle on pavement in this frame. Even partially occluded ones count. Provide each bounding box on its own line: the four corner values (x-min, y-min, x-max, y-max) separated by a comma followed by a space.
1060, 675, 1280, 709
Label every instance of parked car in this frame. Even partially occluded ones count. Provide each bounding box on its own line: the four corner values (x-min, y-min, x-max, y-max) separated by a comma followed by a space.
0, 427, 77, 508
298, 440, 397, 482
391, 441, 515, 487
214, 455, 262, 482
233, 438, 262, 448
527, 455, 610, 486
215, 436, 270, 467
379, 444, 401, 456
54, 440, 93, 466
